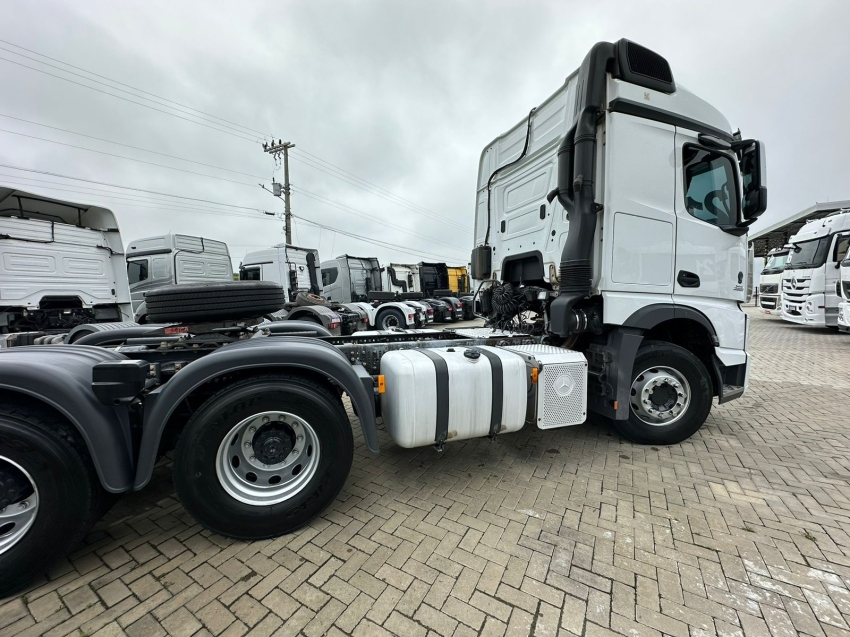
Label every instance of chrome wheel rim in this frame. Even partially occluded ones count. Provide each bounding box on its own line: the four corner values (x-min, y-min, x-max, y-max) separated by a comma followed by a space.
630, 366, 690, 426
216, 411, 320, 506
0, 457, 39, 555
382, 314, 401, 329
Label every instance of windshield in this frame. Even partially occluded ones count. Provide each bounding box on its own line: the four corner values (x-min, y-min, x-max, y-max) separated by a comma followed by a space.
787, 237, 830, 270
763, 252, 789, 272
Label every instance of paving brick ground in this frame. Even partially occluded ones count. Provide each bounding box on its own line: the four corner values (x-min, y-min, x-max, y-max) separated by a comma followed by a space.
2, 307, 850, 636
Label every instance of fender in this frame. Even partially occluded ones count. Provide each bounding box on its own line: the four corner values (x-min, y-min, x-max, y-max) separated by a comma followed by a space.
622, 303, 719, 345
133, 336, 378, 490
0, 346, 135, 492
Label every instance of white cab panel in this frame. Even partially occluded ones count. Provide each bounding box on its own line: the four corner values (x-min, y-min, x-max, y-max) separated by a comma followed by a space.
601, 113, 676, 295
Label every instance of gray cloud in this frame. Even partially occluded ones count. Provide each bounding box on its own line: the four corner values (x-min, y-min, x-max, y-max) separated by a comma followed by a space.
3, 0, 849, 270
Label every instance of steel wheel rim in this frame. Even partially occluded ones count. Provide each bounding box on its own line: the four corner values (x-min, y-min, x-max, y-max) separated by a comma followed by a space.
216, 410, 320, 506
0, 456, 39, 555
629, 366, 690, 426
382, 314, 401, 329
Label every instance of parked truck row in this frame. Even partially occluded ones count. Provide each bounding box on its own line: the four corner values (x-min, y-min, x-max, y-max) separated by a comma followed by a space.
0, 38, 767, 595
756, 209, 850, 330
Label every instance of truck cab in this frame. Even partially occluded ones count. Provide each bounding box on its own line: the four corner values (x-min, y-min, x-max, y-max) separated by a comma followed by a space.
471, 38, 766, 428
240, 244, 367, 335
781, 211, 850, 328
321, 255, 424, 329
759, 246, 790, 314
127, 234, 232, 317
0, 188, 131, 336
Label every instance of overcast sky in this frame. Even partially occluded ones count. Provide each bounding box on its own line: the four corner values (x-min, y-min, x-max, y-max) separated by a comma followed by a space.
3, 0, 849, 271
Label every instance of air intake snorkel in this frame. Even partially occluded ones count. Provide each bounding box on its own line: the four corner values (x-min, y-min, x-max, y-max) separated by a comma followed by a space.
547, 39, 675, 337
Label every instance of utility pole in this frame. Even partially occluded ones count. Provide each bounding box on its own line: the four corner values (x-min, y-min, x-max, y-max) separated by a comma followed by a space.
263, 140, 295, 244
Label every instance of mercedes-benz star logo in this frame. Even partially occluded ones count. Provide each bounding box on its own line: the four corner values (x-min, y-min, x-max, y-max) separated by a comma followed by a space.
792, 276, 798, 289
554, 374, 575, 397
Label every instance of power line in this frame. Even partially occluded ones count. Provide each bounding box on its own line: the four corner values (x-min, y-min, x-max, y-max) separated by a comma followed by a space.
294, 147, 465, 224
0, 45, 266, 141
0, 164, 262, 210
293, 186, 468, 252
0, 38, 275, 139
0, 178, 271, 222
0, 55, 258, 143
294, 216, 463, 262
2, 39, 461, 229
0, 128, 258, 187
290, 151, 472, 232
0, 113, 267, 179
0, 173, 266, 218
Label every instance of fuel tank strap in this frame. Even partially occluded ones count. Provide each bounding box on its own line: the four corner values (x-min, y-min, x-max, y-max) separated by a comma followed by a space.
416, 349, 450, 445
472, 348, 503, 437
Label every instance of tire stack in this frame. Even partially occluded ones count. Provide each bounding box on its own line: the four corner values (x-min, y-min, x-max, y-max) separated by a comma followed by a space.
145, 281, 286, 323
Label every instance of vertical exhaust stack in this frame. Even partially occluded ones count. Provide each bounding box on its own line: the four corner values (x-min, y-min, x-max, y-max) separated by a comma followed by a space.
547, 39, 675, 337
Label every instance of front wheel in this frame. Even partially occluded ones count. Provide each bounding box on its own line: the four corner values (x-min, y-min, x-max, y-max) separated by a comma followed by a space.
173, 375, 353, 539
611, 341, 713, 445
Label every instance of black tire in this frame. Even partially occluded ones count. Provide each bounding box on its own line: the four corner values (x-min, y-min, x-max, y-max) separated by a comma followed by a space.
610, 340, 713, 445
0, 401, 112, 597
366, 291, 396, 302
376, 307, 406, 330
172, 375, 353, 539
146, 281, 286, 323
295, 292, 327, 307
399, 292, 423, 300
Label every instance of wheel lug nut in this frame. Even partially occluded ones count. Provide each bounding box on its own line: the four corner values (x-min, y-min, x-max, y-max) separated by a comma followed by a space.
18, 501, 28, 510
250, 455, 256, 461
262, 416, 270, 423
248, 427, 256, 434
292, 449, 298, 455
244, 442, 251, 448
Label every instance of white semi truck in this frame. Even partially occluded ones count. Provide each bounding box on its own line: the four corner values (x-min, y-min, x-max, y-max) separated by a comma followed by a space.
758, 246, 790, 315
0, 39, 767, 595
127, 234, 234, 322
321, 255, 428, 329
240, 244, 368, 335
0, 188, 132, 342
781, 210, 850, 328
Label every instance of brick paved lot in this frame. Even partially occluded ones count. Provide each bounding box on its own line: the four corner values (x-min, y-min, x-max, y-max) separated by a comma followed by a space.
2, 307, 850, 637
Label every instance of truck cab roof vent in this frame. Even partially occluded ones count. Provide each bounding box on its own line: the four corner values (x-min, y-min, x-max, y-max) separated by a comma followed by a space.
613, 39, 676, 94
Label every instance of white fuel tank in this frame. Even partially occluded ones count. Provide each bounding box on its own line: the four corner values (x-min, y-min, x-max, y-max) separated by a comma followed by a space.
380, 345, 528, 448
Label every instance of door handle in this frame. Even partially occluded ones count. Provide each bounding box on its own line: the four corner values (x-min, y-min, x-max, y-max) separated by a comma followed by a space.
677, 270, 700, 288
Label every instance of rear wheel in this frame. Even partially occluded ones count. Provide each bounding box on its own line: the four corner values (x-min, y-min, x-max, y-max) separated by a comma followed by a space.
172, 375, 353, 539
0, 402, 111, 597
611, 341, 712, 445
376, 308, 405, 330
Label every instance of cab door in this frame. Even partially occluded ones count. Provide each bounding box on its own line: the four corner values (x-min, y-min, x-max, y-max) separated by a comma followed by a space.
673, 129, 747, 304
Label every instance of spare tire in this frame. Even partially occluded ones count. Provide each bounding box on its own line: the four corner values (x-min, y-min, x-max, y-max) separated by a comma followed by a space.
295, 292, 327, 307
146, 281, 286, 323
434, 289, 454, 297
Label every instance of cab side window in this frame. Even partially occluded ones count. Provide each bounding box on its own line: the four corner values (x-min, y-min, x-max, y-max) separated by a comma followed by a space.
833, 234, 850, 262
322, 268, 338, 286
240, 267, 261, 281
127, 259, 149, 285
683, 146, 739, 227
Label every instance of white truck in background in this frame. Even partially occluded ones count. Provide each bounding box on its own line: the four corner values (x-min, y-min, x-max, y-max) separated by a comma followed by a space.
781, 210, 850, 328
835, 243, 850, 333
240, 244, 368, 335
0, 188, 131, 342
127, 234, 233, 322
758, 246, 790, 315
321, 255, 428, 329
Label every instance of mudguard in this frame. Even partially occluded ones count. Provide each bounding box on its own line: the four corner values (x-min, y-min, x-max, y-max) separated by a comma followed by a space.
133, 335, 378, 489
0, 345, 135, 492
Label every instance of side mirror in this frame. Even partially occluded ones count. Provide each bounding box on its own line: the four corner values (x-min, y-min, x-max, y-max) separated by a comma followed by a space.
738, 140, 767, 220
